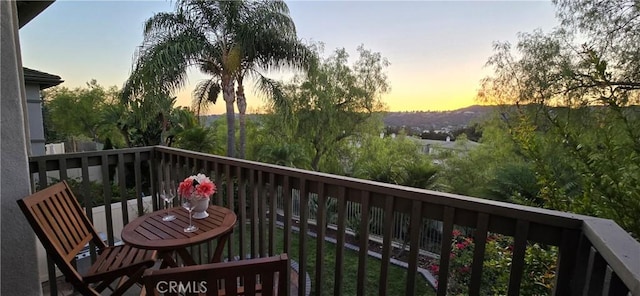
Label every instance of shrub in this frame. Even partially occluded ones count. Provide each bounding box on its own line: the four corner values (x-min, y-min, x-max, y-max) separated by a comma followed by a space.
429, 230, 557, 295
49, 177, 137, 208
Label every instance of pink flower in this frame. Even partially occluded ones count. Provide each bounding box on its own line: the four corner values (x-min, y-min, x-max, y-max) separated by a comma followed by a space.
455, 243, 466, 250
178, 178, 194, 196
452, 229, 462, 237
429, 265, 440, 274
178, 174, 216, 200
195, 181, 215, 198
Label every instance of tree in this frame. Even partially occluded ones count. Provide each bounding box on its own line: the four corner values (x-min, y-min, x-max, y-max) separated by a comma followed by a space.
352, 133, 438, 189
439, 118, 527, 200
452, 123, 482, 142
477, 0, 640, 237
103, 91, 187, 148
124, 0, 312, 158
272, 45, 390, 171
255, 142, 310, 169
165, 106, 199, 147
173, 126, 217, 153
42, 102, 64, 143
44, 80, 122, 144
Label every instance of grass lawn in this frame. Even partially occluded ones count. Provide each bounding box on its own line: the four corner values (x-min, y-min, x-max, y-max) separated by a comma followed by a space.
227, 225, 436, 296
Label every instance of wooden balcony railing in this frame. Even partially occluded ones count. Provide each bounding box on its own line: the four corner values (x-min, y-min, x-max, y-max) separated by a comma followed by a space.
29, 146, 640, 296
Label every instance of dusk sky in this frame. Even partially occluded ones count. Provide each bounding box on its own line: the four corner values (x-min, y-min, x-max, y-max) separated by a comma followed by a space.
19, 1, 559, 114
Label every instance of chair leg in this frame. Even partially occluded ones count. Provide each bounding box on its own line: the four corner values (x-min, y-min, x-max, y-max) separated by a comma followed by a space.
93, 275, 119, 292
116, 275, 129, 289
111, 267, 147, 296
96, 276, 128, 294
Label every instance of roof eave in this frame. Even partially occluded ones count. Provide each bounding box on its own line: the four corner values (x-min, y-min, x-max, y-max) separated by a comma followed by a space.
23, 67, 64, 89
17, 1, 55, 29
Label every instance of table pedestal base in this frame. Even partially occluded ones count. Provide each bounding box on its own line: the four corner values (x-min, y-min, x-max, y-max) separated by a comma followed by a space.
158, 232, 231, 268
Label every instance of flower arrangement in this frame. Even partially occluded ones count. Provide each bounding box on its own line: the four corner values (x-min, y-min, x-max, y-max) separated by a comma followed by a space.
178, 173, 216, 200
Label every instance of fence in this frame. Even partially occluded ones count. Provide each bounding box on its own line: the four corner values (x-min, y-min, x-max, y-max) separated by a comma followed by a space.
278, 189, 444, 257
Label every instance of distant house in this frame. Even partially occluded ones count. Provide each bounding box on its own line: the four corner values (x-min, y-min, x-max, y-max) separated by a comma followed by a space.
23, 67, 63, 156
412, 137, 479, 158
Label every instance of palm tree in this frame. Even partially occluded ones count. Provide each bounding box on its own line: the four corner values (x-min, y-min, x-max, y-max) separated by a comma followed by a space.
123, 0, 312, 158
231, 0, 313, 158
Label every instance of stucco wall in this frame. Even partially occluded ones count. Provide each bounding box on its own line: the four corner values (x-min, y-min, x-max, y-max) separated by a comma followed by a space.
1, 1, 42, 294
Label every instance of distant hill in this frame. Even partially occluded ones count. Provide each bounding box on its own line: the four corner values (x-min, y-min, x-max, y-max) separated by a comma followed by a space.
383, 105, 498, 132
200, 105, 499, 131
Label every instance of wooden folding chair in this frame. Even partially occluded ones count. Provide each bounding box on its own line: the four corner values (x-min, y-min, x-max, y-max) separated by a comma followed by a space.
143, 254, 290, 296
17, 181, 157, 296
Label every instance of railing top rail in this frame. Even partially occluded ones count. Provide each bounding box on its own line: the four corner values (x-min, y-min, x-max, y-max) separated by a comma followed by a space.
155, 146, 586, 229
582, 218, 640, 295
29, 146, 154, 161
28, 147, 156, 175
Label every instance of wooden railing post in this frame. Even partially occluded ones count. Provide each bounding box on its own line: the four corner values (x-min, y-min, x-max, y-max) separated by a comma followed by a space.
469, 213, 489, 296
334, 186, 347, 296
436, 207, 455, 296
553, 229, 580, 295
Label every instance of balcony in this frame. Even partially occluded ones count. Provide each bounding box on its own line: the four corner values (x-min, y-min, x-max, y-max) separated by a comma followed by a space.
28, 146, 640, 296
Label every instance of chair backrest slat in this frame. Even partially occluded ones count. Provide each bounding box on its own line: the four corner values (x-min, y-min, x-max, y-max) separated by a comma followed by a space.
39, 198, 75, 254
43, 195, 90, 260
57, 188, 97, 247
53, 190, 87, 244
144, 254, 289, 296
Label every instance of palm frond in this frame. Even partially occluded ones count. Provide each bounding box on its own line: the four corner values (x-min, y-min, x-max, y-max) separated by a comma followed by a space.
143, 12, 188, 38
256, 37, 317, 73
123, 27, 209, 103
250, 1, 296, 35
192, 78, 222, 116
197, 43, 225, 76
252, 72, 292, 117
184, 0, 227, 31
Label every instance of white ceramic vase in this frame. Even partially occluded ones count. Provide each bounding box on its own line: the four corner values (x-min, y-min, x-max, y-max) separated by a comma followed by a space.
191, 197, 210, 219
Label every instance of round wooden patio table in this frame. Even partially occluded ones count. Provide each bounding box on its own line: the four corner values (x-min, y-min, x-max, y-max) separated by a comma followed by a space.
121, 205, 236, 268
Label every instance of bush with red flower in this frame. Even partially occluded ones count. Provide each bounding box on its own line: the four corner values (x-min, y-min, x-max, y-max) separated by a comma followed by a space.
178, 173, 216, 200
428, 230, 557, 295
